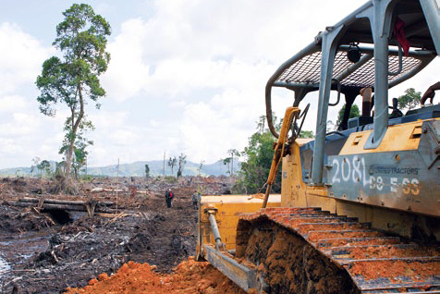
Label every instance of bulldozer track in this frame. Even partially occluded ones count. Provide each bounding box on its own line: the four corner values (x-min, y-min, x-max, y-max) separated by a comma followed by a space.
236, 207, 440, 293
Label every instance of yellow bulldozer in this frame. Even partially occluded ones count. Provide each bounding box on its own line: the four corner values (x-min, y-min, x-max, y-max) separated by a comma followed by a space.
196, 0, 440, 293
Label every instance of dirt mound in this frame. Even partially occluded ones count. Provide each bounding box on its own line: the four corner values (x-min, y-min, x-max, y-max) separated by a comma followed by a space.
64, 259, 246, 294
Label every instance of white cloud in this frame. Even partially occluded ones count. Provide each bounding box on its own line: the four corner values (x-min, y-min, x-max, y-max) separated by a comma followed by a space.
0, 95, 27, 112
103, 19, 151, 102
178, 88, 263, 162
102, 0, 344, 102
0, 112, 64, 168
109, 129, 140, 146
0, 22, 51, 96
89, 110, 131, 129
0, 22, 58, 168
0, 113, 39, 136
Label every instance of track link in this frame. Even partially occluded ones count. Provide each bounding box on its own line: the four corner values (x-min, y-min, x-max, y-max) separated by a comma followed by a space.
236, 207, 440, 293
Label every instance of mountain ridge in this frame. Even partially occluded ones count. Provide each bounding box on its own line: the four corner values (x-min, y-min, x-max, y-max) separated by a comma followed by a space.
0, 159, 241, 177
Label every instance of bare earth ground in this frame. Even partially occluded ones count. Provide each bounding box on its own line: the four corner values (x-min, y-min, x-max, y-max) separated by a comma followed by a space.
0, 176, 245, 294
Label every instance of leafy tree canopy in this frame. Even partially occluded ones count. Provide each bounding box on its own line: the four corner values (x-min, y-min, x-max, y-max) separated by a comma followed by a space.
396, 88, 421, 110
299, 130, 314, 138
235, 115, 282, 194
336, 104, 360, 127
37, 160, 51, 177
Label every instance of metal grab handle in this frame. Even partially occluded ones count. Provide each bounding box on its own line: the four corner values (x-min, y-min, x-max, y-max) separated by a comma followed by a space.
388, 43, 403, 76
329, 80, 341, 106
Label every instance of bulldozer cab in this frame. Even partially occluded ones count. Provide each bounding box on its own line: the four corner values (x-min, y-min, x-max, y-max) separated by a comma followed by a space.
266, 0, 439, 181
264, 0, 440, 216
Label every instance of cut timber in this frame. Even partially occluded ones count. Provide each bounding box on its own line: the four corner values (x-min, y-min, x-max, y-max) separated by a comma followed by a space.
10, 197, 115, 216
91, 187, 124, 193
18, 197, 114, 206
91, 187, 148, 195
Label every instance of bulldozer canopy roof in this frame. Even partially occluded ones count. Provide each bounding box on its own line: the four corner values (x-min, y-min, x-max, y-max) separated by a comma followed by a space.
270, 0, 439, 92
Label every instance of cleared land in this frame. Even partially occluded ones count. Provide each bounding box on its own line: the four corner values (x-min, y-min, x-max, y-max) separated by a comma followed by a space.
0, 176, 244, 294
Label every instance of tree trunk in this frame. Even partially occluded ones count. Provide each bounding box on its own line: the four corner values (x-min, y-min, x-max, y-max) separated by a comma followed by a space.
231, 154, 234, 177
65, 86, 84, 180
73, 165, 78, 179
65, 123, 75, 178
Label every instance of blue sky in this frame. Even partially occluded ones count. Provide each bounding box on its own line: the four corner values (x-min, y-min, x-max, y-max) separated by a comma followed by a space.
0, 0, 439, 169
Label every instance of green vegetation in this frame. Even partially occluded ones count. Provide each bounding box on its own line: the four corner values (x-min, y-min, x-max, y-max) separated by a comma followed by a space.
300, 130, 314, 138
36, 4, 111, 183
222, 158, 231, 175
234, 113, 314, 194
59, 119, 94, 179
222, 149, 240, 176
336, 104, 360, 127
397, 88, 421, 110
164, 176, 178, 183
235, 116, 281, 194
38, 160, 51, 177
30, 157, 52, 178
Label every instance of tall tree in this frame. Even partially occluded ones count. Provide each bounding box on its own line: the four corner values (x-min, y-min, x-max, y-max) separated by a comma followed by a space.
227, 149, 240, 177
223, 157, 231, 175
168, 156, 177, 176
177, 153, 187, 177
145, 164, 150, 179
257, 115, 266, 134
198, 160, 205, 176
36, 4, 111, 182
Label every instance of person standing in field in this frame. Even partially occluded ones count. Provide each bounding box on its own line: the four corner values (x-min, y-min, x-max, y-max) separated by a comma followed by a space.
192, 190, 200, 210
165, 188, 174, 208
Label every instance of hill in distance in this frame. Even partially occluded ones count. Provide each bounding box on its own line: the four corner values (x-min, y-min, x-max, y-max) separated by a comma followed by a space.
0, 160, 241, 177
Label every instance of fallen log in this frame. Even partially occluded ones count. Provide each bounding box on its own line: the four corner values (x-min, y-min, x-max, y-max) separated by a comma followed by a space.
9, 198, 117, 215
18, 197, 114, 206
11, 201, 88, 211
90, 188, 124, 193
